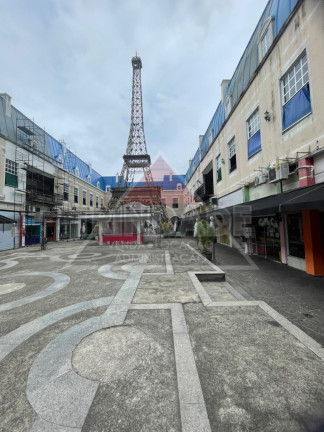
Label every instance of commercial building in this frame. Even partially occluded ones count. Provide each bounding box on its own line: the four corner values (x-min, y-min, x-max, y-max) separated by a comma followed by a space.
0, 96, 185, 250
0, 93, 105, 250
184, 0, 324, 276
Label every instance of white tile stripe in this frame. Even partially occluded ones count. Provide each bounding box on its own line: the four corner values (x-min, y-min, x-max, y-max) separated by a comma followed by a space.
0, 272, 70, 312
129, 303, 211, 432
0, 297, 113, 362
189, 270, 324, 361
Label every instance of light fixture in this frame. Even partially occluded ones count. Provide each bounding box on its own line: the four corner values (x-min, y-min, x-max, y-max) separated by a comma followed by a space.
264, 110, 271, 121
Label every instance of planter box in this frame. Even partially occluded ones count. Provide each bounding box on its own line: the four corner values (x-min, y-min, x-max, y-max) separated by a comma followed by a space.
201, 251, 212, 261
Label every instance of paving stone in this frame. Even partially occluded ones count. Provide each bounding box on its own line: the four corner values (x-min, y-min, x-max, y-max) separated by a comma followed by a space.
134, 273, 200, 304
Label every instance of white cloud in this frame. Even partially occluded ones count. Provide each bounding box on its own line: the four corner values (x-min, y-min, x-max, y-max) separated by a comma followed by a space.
1, 0, 268, 175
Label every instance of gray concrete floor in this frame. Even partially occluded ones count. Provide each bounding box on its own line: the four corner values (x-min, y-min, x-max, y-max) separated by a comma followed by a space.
212, 241, 324, 346
0, 238, 323, 432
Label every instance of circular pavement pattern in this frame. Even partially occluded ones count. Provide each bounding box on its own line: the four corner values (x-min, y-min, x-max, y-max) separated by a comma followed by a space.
72, 326, 163, 383
0, 282, 26, 295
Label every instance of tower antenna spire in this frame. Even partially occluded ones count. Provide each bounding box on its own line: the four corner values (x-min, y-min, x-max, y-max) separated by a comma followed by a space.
107, 55, 168, 221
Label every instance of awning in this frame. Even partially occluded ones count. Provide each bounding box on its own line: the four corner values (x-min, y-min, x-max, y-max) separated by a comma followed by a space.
280, 183, 324, 212
246, 183, 324, 216
0, 215, 16, 224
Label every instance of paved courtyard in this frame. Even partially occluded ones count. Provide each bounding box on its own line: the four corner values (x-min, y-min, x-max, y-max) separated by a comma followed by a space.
0, 239, 323, 431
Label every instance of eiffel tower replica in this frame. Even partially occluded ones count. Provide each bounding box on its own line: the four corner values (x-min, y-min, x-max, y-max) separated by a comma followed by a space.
107, 55, 168, 222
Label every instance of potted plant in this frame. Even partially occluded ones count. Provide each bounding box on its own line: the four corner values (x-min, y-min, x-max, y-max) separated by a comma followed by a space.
196, 219, 216, 260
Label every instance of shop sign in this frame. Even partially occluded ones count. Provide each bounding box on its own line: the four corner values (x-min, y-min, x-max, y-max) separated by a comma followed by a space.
249, 183, 276, 201
46, 218, 55, 222
218, 189, 243, 208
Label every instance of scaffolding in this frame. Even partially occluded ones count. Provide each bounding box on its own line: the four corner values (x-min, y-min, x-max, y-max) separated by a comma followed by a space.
14, 116, 64, 245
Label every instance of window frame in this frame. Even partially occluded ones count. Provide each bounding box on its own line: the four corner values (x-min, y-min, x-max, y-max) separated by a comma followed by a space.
281, 52, 309, 105
246, 108, 261, 158
280, 51, 312, 131
172, 197, 179, 209
225, 96, 231, 118
63, 183, 69, 201
208, 129, 213, 145
5, 159, 18, 187
96, 195, 99, 208
257, 17, 274, 62
82, 190, 87, 206
74, 187, 79, 204
228, 137, 237, 173
89, 193, 93, 207
75, 167, 79, 177
216, 155, 222, 182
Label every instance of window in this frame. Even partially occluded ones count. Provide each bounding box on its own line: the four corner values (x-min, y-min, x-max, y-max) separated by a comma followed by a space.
225, 96, 231, 118
216, 155, 222, 182
247, 108, 261, 158
281, 52, 311, 130
74, 187, 79, 204
97, 181, 100, 188
75, 167, 79, 177
63, 183, 69, 201
5, 159, 18, 187
83, 190, 87, 206
258, 17, 273, 62
208, 129, 213, 145
287, 213, 305, 259
87, 175, 91, 183
172, 197, 178, 209
177, 183, 182, 191
96, 196, 99, 208
260, 29, 270, 59
100, 197, 104, 208
106, 185, 111, 192
90, 193, 93, 207
228, 138, 237, 173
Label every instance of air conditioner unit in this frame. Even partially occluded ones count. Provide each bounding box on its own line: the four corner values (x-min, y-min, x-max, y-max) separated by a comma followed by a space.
25, 205, 33, 213
209, 197, 218, 208
268, 162, 289, 183
254, 174, 268, 187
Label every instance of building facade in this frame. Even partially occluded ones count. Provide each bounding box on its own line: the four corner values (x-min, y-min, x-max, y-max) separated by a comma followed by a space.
0, 93, 106, 249
0, 97, 186, 250
184, 0, 324, 276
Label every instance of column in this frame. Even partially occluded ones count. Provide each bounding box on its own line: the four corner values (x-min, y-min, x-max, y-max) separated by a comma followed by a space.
99, 220, 103, 246
302, 210, 324, 276
56, 217, 60, 241
136, 220, 141, 245
279, 214, 287, 264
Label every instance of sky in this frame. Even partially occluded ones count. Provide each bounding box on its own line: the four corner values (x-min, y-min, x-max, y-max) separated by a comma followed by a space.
1, 0, 269, 177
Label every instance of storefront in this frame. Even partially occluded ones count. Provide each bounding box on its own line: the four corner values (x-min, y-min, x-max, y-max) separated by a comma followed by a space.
45, 218, 56, 242
246, 183, 324, 275
60, 218, 71, 240
25, 214, 41, 246
254, 216, 281, 260
95, 208, 154, 246
0, 212, 21, 251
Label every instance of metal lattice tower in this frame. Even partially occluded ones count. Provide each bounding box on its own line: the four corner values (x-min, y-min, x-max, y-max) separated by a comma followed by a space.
108, 55, 168, 221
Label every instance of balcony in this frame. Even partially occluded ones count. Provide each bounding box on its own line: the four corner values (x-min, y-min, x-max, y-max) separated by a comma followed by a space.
194, 184, 212, 202
26, 191, 63, 206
